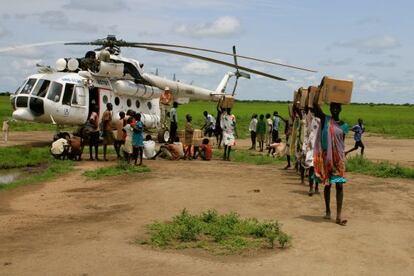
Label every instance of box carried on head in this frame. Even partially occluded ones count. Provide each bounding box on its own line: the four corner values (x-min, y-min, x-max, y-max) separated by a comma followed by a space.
220, 95, 235, 109
319, 76, 353, 104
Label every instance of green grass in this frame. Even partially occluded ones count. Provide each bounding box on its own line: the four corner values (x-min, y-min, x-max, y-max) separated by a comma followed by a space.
141, 209, 291, 255
346, 156, 414, 179
0, 146, 51, 169
0, 159, 75, 191
179, 100, 414, 139
213, 148, 285, 165
82, 161, 151, 179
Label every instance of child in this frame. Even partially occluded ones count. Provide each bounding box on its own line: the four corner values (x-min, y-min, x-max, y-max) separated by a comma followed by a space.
195, 138, 213, 160
267, 138, 285, 158
256, 114, 266, 152
122, 117, 134, 163
184, 114, 194, 160
346, 118, 365, 156
132, 113, 144, 166
248, 114, 258, 150
143, 135, 156, 159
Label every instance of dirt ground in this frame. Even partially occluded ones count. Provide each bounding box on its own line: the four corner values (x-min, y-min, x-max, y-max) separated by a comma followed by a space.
0, 132, 414, 275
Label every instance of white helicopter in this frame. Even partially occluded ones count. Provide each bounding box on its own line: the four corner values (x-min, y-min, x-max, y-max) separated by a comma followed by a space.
5, 35, 315, 141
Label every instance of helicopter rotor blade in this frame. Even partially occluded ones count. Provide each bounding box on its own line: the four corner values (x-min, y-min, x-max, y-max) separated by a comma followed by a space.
137, 45, 287, 81
0, 41, 69, 53
131, 42, 317, 73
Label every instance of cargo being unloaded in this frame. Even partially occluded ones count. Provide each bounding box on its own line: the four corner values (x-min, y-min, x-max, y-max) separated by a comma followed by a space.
319, 76, 353, 104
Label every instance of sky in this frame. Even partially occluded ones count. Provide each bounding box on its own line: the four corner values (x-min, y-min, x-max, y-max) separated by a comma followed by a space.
0, 0, 413, 103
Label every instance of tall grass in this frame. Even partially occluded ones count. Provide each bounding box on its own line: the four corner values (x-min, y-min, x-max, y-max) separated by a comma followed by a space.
346, 156, 414, 179
142, 209, 291, 254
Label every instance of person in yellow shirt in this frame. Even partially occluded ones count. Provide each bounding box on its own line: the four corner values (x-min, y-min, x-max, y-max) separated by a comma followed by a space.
159, 86, 173, 128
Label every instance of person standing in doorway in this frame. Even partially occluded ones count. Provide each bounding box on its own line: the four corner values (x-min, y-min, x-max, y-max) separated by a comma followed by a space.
169, 101, 179, 143
159, 86, 173, 128
101, 103, 115, 161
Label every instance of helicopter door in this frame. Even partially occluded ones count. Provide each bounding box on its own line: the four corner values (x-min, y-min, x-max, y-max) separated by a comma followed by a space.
60, 83, 88, 124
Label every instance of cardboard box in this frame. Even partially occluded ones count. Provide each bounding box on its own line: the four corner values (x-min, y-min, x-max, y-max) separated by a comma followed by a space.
307, 86, 318, 108
220, 96, 235, 109
299, 88, 309, 109
320, 76, 353, 104
193, 129, 202, 138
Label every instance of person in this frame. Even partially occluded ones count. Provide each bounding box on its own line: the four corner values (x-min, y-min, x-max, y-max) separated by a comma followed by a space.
51, 138, 69, 160
346, 118, 365, 156
256, 114, 266, 152
159, 86, 173, 128
267, 138, 286, 158
194, 138, 213, 160
79, 51, 99, 72
101, 103, 115, 161
265, 113, 273, 146
152, 137, 182, 160
86, 106, 99, 160
169, 101, 178, 143
221, 108, 237, 161
313, 90, 349, 226
132, 113, 144, 166
214, 106, 224, 148
2, 120, 9, 143
143, 135, 156, 159
122, 117, 134, 163
184, 114, 194, 160
68, 134, 82, 161
114, 111, 126, 159
248, 114, 258, 150
201, 111, 216, 137
272, 111, 280, 142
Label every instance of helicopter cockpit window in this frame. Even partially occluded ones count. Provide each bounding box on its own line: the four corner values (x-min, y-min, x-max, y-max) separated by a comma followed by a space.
47, 82, 63, 102
31, 79, 51, 98
20, 78, 37, 94
62, 83, 75, 106
72, 86, 86, 106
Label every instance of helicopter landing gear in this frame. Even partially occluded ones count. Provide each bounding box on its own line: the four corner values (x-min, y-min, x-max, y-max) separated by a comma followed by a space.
157, 129, 170, 143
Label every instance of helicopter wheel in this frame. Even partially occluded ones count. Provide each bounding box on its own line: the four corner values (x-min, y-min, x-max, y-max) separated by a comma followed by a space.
157, 129, 170, 143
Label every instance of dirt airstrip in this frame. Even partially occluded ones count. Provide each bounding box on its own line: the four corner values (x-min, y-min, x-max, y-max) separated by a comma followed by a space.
0, 132, 413, 275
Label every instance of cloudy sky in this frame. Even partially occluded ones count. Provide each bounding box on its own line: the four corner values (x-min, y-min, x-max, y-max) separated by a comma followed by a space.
0, 0, 413, 103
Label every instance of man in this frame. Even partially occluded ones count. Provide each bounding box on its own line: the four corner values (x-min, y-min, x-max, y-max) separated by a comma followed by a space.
248, 114, 258, 150
159, 86, 173, 128
152, 137, 182, 160
265, 113, 273, 146
201, 111, 216, 137
346, 118, 365, 156
272, 111, 280, 142
169, 101, 179, 142
101, 103, 115, 161
114, 111, 126, 159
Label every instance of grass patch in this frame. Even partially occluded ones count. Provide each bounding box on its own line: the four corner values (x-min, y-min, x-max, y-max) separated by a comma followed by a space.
0, 159, 75, 191
213, 148, 284, 165
346, 156, 414, 179
0, 146, 51, 169
82, 161, 151, 179
141, 209, 291, 255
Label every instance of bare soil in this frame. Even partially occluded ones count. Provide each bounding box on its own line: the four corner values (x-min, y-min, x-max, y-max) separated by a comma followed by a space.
0, 132, 413, 275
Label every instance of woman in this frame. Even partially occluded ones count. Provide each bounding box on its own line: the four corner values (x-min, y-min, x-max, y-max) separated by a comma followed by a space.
184, 114, 194, 160
86, 106, 99, 161
220, 108, 237, 161
313, 91, 349, 226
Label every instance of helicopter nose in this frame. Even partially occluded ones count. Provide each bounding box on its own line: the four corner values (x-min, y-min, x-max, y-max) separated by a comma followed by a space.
12, 108, 35, 121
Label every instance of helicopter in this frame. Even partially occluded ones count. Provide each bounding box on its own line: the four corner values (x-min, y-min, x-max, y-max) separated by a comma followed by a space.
5, 35, 316, 142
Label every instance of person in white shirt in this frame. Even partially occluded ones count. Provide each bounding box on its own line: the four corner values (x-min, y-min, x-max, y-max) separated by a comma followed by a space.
248, 114, 258, 150
143, 135, 156, 159
201, 111, 216, 137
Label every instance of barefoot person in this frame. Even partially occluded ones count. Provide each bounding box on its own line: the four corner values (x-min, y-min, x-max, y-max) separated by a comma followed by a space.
313, 92, 349, 226
132, 113, 144, 166
221, 108, 237, 161
346, 118, 365, 156
101, 103, 115, 161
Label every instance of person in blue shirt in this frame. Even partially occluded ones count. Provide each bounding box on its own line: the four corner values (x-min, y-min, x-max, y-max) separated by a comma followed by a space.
346, 118, 365, 156
132, 113, 144, 166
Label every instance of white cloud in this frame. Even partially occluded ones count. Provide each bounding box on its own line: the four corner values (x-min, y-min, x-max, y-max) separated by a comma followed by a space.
36, 11, 99, 33
11, 59, 42, 71
182, 61, 218, 75
175, 16, 241, 38
365, 61, 396, 68
335, 35, 400, 54
0, 25, 8, 38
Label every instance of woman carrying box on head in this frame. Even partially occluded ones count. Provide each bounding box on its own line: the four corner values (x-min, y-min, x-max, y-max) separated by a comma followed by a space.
313, 77, 351, 226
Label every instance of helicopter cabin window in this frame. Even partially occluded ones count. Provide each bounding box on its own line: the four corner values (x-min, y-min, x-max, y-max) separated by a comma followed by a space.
72, 86, 86, 106
147, 102, 152, 110
135, 100, 140, 109
62, 83, 75, 106
20, 78, 37, 94
102, 95, 108, 105
127, 99, 132, 107
31, 79, 51, 98
114, 97, 120, 106
47, 82, 63, 102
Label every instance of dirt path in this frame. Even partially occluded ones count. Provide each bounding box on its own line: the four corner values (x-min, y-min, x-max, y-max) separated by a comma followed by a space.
0, 158, 413, 275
